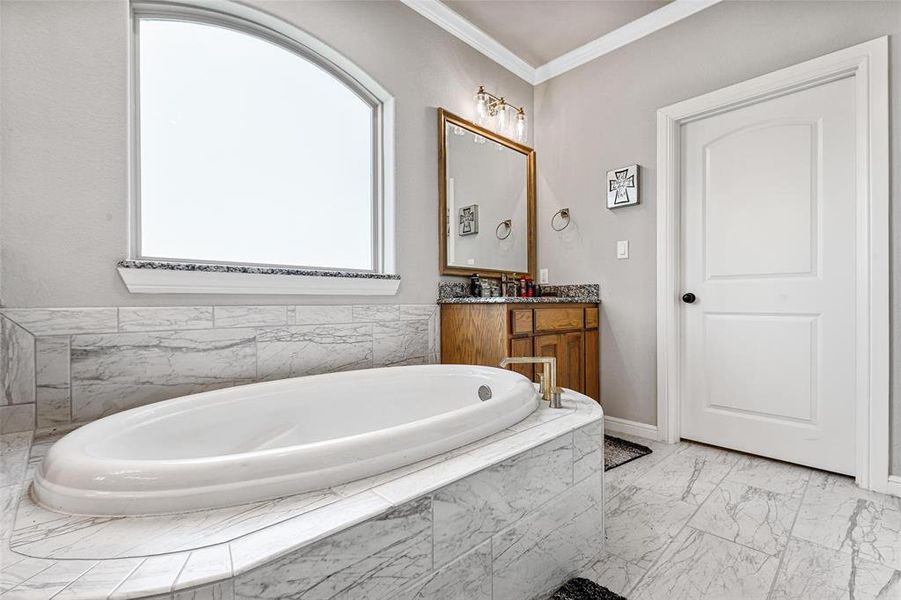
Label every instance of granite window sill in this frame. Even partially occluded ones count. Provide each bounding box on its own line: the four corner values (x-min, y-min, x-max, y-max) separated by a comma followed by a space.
117, 261, 401, 296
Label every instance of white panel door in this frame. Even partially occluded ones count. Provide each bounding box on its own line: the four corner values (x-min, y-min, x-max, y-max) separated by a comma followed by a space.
680, 75, 857, 474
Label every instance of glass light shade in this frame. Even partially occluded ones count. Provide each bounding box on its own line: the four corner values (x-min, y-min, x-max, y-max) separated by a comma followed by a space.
515, 112, 527, 142
475, 92, 489, 119
496, 103, 508, 131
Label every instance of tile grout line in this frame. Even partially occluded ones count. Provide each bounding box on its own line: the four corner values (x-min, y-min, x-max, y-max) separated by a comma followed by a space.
765, 471, 811, 600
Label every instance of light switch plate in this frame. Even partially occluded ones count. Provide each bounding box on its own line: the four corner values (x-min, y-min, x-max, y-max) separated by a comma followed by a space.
539, 269, 549, 284
616, 240, 629, 259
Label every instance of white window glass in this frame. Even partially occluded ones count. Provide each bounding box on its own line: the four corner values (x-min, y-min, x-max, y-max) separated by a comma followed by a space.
137, 19, 376, 271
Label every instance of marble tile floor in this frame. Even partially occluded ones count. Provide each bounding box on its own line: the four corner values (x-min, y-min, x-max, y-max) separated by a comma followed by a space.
581, 434, 901, 600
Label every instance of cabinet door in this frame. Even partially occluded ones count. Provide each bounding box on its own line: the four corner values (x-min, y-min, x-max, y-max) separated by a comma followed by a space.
508, 337, 534, 380
584, 328, 599, 402
534, 333, 584, 393
534, 334, 561, 388
561, 331, 584, 393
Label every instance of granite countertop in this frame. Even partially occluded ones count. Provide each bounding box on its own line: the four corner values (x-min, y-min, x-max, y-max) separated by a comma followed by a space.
437, 296, 597, 304
438, 282, 600, 305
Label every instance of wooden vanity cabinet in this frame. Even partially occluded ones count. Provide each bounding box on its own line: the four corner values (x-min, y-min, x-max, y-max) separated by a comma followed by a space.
440, 303, 600, 402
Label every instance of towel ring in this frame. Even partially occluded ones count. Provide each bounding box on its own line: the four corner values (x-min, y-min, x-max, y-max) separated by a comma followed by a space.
496, 219, 512, 240
551, 208, 571, 232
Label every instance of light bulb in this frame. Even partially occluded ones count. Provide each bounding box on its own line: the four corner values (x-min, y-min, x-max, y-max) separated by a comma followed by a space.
515, 111, 527, 142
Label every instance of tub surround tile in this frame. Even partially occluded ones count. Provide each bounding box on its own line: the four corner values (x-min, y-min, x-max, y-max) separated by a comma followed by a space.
0, 560, 98, 598
0, 308, 118, 336
292, 305, 354, 325
352, 304, 400, 322
255, 324, 372, 381
689, 479, 801, 556
1, 318, 35, 407
770, 538, 901, 600
70, 328, 257, 422
34, 337, 70, 428
1, 303, 438, 430
373, 320, 430, 366
53, 558, 144, 600
630, 527, 779, 600
395, 541, 491, 600
213, 306, 286, 329
233, 497, 432, 600
432, 434, 573, 567
173, 547, 233, 592
0, 552, 56, 594
491, 472, 604, 600
118, 307, 215, 332
11, 487, 340, 560
228, 491, 392, 575
173, 581, 235, 600
0, 405, 35, 435
0, 432, 31, 487
110, 554, 190, 600
573, 420, 604, 483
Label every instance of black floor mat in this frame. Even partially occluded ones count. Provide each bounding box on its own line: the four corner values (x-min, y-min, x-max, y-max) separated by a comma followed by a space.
550, 578, 627, 600
604, 435, 652, 471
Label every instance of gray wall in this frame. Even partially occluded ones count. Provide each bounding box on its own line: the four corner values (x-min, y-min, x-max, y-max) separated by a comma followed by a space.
0, 0, 533, 308
533, 0, 901, 471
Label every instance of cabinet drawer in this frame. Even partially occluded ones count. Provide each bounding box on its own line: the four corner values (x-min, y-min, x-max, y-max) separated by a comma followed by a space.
585, 307, 599, 329
534, 307, 583, 332
511, 309, 533, 335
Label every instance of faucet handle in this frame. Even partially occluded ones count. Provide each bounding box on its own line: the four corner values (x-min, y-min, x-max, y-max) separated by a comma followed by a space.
537, 372, 546, 396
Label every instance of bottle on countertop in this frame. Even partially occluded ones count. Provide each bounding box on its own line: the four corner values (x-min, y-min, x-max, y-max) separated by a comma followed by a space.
469, 274, 482, 297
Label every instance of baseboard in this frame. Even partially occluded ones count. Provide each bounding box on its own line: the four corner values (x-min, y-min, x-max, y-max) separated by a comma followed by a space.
887, 475, 901, 499
604, 416, 659, 441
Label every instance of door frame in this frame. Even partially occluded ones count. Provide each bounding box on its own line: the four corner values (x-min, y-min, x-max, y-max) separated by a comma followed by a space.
655, 37, 890, 492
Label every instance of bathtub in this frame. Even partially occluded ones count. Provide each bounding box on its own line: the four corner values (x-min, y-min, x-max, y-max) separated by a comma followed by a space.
33, 364, 539, 517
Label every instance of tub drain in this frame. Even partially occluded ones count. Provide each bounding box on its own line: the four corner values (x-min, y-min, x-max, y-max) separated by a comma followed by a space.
478, 385, 492, 401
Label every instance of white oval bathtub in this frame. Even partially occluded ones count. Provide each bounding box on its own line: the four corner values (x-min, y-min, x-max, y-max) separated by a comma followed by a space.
33, 365, 539, 516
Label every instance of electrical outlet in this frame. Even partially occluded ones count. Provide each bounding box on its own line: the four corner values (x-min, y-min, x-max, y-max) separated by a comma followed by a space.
539, 268, 549, 284
616, 240, 629, 259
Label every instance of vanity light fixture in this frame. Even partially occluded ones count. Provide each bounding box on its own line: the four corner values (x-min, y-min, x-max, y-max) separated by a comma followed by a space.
474, 85, 527, 143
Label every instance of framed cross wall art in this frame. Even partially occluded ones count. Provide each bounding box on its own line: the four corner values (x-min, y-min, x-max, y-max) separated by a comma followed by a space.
606, 165, 639, 209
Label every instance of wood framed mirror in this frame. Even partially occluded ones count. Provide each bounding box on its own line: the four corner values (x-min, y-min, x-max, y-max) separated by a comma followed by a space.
438, 108, 536, 279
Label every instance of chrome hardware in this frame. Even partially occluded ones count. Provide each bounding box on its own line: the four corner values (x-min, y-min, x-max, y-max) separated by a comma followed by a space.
478, 385, 492, 401
498, 356, 564, 409
496, 219, 512, 240
551, 208, 571, 232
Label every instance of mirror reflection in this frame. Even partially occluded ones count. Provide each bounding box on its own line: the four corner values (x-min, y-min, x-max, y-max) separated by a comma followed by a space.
440, 110, 535, 277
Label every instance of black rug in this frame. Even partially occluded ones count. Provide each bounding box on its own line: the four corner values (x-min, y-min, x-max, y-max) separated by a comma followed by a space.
604, 435, 652, 471
551, 578, 627, 600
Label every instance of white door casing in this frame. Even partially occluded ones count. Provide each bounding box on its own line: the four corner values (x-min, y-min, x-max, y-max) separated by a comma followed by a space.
681, 77, 856, 474
656, 37, 889, 490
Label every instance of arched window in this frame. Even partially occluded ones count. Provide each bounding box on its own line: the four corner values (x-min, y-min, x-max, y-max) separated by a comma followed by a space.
131, 3, 394, 276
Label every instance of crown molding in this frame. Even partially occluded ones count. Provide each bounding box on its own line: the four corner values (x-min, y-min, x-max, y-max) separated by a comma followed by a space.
533, 0, 723, 84
400, 0, 723, 86
399, 0, 537, 84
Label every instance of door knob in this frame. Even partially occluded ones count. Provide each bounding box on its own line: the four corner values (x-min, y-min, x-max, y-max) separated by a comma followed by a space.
682, 292, 696, 304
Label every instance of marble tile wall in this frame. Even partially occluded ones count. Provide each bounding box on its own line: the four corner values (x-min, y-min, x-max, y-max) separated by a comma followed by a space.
229, 426, 604, 600
0, 304, 439, 432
